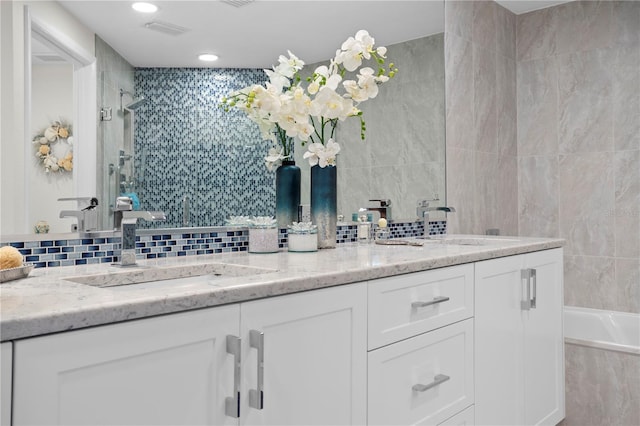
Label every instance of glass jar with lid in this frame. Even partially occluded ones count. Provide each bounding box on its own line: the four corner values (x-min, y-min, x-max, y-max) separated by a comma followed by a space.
247, 216, 279, 253
287, 222, 318, 252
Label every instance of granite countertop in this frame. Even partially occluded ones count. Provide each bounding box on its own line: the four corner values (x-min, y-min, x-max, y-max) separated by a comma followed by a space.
0, 235, 564, 342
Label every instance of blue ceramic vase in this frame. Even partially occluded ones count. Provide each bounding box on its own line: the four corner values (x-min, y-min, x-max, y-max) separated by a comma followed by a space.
310, 164, 337, 249
275, 160, 301, 229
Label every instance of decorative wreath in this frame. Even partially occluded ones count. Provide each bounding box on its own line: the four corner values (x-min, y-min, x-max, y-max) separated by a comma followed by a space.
33, 119, 73, 173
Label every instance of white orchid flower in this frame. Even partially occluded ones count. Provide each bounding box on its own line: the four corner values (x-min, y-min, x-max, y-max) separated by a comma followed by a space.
309, 86, 353, 120
303, 139, 341, 168
343, 80, 368, 103
357, 67, 379, 99
376, 46, 387, 57
264, 147, 286, 171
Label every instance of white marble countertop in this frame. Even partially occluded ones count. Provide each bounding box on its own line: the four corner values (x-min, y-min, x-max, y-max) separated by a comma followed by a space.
0, 235, 563, 341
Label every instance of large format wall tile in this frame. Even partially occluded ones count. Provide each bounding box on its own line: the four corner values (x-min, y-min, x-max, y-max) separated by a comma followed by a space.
475, 151, 499, 232
613, 45, 640, 152
559, 152, 615, 256
518, 155, 559, 238
613, 0, 640, 47
474, 45, 498, 153
473, 0, 497, 52
445, 0, 474, 42
497, 55, 517, 157
564, 255, 616, 310
556, 1, 612, 55
496, 2, 516, 59
445, 33, 475, 151
614, 150, 640, 258
557, 48, 614, 154
517, 57, 558, 156
565, 344, 640, 426
517, 7, 557, 61
446, 146, 477, 234
616, 258, 640, 313
496, 155, 518, 236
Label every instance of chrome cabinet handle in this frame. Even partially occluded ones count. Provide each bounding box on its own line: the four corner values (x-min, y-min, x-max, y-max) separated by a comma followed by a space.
412, 374, 450, 392
225, 335, 241, 418
249, 330, 264, 410
530, 268, 537, 309
412, 296, 450, 309
521, 268, 537, 310
521, 269, 531, 310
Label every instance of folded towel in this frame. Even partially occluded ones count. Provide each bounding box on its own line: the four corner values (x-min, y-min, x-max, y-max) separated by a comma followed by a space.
121, 192, 140, 210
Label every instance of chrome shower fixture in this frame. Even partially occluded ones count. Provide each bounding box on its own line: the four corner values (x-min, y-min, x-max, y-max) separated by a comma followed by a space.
119, 88, 148, 111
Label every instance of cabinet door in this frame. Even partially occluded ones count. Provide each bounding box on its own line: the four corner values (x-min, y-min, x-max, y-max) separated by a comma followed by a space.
14, 305, 239, 426
240, 283, 367, 426
0, 342, 11, 426
523, 248, 564, 426
475, 249, 565, 426
474, 254, 525, 426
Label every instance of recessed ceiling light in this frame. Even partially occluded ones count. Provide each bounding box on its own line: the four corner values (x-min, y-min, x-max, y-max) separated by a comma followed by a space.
132, 2, 158, 13
198, 53, 219, 62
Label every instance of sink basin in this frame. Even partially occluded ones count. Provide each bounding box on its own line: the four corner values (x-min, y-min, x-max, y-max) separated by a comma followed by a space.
418, 236, 521, 246
65, 262, 275, 289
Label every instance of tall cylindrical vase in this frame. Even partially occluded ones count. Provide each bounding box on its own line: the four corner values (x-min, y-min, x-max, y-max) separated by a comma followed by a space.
310, 164, 337, 249
275, 160, 301, 229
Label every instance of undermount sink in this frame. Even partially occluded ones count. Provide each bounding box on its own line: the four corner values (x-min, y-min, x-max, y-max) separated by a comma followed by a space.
419, 236, 521, 246
64, 262, 275, 289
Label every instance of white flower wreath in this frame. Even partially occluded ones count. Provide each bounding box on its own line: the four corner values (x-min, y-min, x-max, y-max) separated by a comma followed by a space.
33, 119, 73, 173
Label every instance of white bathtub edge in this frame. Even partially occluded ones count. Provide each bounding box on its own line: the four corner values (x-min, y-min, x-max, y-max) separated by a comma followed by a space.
565, 337, 640, 356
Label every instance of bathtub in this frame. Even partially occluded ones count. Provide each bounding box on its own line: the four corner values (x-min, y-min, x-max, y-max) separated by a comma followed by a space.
564, 306, 640, 355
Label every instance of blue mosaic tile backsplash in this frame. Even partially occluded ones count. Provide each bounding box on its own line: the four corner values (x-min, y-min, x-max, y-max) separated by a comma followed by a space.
133, 68, 275, 228
2, 221, 447, 269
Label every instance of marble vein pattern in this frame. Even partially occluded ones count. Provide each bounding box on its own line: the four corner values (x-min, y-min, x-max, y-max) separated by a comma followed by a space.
0, 236, 564, 341
564, 343, 640, 426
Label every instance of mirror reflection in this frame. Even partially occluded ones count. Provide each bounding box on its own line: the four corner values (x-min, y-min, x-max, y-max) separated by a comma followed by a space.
11, 1, 446, 235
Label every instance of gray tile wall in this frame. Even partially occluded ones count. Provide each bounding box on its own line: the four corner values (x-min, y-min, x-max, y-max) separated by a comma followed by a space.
446, 2, 639, 425
515, 1, 639, 315
515, 2, 639, 425
445, 1, 518, 236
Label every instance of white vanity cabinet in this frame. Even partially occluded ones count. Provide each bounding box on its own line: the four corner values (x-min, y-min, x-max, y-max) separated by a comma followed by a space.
12, 283, 366, 426
474, 248, 564, 426
367, 265, 475, 425
240, 282, 367, 426
13, 304, 240, 425
1, 342, 11, 426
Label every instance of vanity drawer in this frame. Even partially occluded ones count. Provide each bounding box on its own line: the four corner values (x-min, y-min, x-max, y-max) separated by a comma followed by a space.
368, 319, 474, 426
368, 264, 473, 349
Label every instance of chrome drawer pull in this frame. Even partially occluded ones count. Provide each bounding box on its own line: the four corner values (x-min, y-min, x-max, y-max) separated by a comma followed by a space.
412, 296, 450, 308
224, 335, 241, 418
412, 374, 450, 392
249, 330, 264, 410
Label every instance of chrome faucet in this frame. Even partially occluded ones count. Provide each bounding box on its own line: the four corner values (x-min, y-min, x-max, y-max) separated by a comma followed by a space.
366, 199, 392, 221
58, 197, 99, 234
417, 199, 455, 238
118, 207, 166, 267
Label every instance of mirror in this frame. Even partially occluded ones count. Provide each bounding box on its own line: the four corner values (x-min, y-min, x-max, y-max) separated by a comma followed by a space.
11, 2, 445, 236
6, 5, 97, 235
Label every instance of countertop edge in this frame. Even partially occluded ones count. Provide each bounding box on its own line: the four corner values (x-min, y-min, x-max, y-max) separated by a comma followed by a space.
1, 239, 564, 342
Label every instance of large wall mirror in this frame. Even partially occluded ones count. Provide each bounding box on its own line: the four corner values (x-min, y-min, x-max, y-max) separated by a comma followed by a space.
23, 6, 96, 234
19, 1, 445, 234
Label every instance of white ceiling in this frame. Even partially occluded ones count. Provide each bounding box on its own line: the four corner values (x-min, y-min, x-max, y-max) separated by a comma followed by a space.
495, 0, 572, 15
58, 0, 573, 69
58, 0, 445, 68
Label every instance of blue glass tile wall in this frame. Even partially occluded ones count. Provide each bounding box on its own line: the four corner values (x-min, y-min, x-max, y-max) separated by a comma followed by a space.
133, 68, 275, 228
2, 221, 446, 268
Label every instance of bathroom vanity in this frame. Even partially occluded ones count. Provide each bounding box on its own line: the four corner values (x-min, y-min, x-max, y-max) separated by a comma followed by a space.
0, 236, 564, 425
